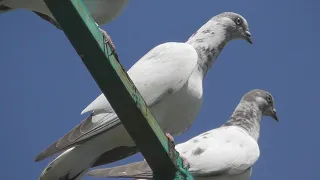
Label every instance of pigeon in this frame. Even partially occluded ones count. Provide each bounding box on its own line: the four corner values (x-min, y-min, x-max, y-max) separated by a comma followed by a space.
35, 12, 253, 180
87, 89, 279, 180
0, 0, 129, 51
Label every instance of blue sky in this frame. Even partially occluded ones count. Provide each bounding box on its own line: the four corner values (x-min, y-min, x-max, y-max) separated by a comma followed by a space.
0, 0, 318, 179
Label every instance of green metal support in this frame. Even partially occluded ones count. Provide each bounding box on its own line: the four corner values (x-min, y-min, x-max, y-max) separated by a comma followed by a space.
43, 0, 194, 179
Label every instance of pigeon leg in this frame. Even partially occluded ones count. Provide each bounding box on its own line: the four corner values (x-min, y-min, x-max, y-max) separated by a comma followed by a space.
165, 133, 190, 169
99, 28, 117, 55
180, 155, 190, 169
165, 133, 175, 143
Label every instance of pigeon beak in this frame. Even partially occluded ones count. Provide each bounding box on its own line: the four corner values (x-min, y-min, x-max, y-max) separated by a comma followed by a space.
244, 30, 253, 44
270, 108, 279, 122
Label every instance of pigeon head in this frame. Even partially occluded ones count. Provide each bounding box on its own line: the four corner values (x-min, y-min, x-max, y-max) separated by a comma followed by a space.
243, 89, 279, 121
212, 12, 252, 44
186, 12, 253, 76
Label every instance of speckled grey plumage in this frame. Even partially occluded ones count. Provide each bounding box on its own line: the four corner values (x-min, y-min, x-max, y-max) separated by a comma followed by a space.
187, 12, 251, 76
223, 89, 277, 141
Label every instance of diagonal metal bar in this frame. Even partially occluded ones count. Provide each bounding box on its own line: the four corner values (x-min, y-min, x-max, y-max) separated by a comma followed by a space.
43, 0, 194, 179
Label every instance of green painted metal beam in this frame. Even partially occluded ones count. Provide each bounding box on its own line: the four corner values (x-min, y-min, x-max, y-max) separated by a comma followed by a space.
43, 0, 193, 179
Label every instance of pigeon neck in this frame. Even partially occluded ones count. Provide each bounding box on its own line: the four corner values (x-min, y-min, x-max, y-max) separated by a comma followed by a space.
223, 101, 262, 141
186, 20, 231, 78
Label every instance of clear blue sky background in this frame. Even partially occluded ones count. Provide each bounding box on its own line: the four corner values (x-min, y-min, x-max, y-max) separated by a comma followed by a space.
0, 0, 318, 179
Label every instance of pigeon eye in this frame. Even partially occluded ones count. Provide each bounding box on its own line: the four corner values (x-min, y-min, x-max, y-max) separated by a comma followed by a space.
266, 95, 272, 103
235, 18, 242, 25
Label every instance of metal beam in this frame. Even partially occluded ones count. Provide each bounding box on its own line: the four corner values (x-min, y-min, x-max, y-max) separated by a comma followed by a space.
43, 0, 193, 179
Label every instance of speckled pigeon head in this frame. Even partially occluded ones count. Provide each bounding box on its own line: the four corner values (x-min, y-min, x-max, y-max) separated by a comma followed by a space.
243, 89, 278, 121
212, 12, 252, 44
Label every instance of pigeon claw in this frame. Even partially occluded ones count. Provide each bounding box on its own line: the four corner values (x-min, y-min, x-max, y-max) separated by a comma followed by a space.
165, 133, 175, 143
99, 28, 117, 54
180, 155, 190, 169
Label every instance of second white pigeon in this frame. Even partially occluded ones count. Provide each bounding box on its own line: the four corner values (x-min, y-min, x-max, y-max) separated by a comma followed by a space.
88, 89, 279, 180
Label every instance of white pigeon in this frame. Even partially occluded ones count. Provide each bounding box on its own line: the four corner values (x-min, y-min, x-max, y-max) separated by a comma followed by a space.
0, 0, 129, 51
87, 89, 279, 180
35, 12, 253, 180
